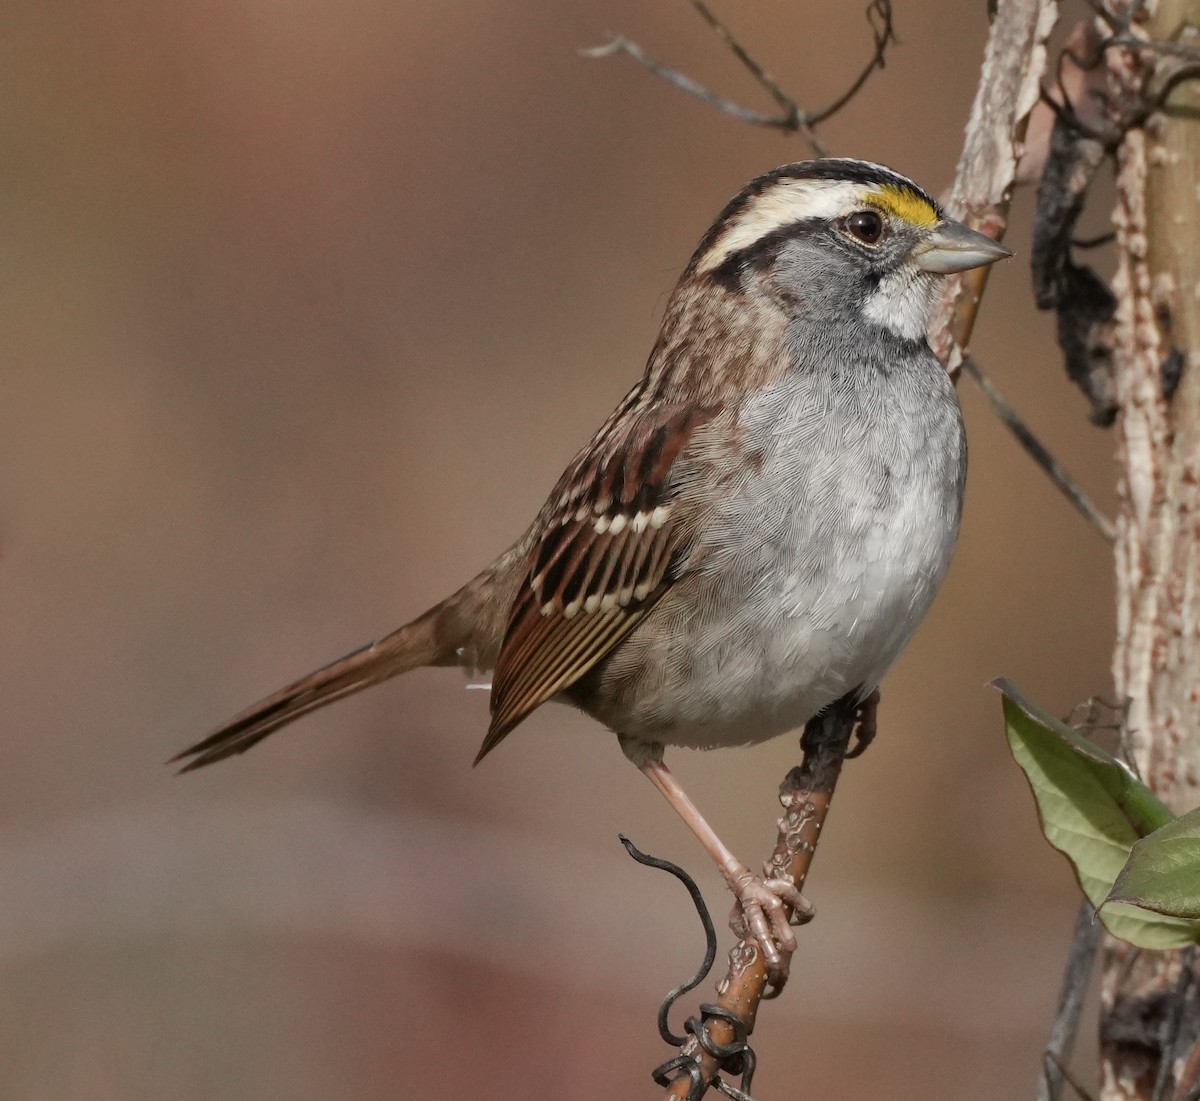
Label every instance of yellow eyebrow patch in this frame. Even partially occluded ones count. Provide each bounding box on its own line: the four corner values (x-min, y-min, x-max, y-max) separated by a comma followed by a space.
865, 184, 938, 227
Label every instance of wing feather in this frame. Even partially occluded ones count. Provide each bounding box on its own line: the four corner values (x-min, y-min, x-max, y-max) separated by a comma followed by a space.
476, 401, 719, 760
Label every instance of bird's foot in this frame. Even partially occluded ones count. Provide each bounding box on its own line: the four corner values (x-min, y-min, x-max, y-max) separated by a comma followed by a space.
726, 866, 814, 988
634, 756, 815, 987
844, 688, 881, 759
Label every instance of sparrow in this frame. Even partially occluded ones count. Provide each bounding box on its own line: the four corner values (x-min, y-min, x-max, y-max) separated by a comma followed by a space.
174, 159, 1011, 978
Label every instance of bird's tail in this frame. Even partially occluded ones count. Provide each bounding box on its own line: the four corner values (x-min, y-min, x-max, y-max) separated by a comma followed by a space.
170, 539, 530, 773
170, 605, 450, 773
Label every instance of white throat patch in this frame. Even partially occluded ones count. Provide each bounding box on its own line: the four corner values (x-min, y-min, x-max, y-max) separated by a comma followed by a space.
862, 267, 934, 341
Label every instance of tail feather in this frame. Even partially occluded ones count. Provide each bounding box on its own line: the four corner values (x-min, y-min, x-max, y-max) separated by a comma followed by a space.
171, 614, 443, 773
173, 537, 533, 773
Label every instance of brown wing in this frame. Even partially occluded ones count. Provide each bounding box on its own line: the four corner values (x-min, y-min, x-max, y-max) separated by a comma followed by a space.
475, 401, 719, 762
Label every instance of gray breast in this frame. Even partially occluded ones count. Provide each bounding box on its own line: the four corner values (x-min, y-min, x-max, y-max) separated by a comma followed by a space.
580, 343, 966, 750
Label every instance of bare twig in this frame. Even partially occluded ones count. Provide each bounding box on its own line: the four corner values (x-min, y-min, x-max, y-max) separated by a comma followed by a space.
1109, 35, 1200, 65
1046, 1050, 1100, 1101
961, 354, 1117, 541
807, 0, 897, 125
582, 36, 824, 149
584, 1, 897, 159
1037, 902, 1102, 1101
619, 836, 719, 1049
687, 0, 803, 124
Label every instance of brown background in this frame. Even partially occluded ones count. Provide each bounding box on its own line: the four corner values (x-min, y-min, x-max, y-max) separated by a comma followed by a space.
0, 2, 1117, 1098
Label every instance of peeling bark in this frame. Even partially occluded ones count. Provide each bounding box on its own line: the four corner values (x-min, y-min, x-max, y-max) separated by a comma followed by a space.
1102, 2, 1200, 1098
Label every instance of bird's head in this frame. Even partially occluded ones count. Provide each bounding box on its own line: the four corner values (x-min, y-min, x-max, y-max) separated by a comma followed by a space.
685, 159, 1012, 342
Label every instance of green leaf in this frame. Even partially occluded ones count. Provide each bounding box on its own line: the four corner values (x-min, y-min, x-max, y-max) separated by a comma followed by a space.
1106, 807, 1200, 918
996, 678, 1197, 949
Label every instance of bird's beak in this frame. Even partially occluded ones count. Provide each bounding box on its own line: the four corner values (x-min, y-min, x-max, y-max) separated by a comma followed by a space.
912, 219, 1013, 274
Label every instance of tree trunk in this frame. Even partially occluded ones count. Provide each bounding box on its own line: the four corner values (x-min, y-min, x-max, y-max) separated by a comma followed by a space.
1102, 3, 1200, 1098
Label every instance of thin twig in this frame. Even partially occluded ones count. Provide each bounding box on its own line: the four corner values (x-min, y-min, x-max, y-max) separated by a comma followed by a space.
687, 0, 801, 123
1072, 231, 1116, 249
619, 835, 719, 1049
581, 36, 817, 144
583, 1, 897, 159
1046, 1051, 1099, 1101
1037, 902, 1101, 1101
1077, 0, 1145, 48
807, 0, 897, 125
961, 354, 1117, 542
1110, 35, 1200, 64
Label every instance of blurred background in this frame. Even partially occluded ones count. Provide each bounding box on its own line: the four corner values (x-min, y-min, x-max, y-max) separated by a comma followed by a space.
0, 1, 1119, 1098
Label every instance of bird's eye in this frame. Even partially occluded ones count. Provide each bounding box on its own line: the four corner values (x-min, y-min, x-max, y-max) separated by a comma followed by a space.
844, 210, 884, 245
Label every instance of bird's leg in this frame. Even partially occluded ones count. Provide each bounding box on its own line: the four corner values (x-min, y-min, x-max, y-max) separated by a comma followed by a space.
633, 752, 811, 984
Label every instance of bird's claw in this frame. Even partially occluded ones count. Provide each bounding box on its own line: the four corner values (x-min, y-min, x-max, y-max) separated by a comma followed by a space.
844, 688, 880, 759
727, 872, 814, 989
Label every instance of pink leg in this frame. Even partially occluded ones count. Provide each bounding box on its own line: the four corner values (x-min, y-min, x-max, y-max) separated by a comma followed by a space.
638, 757, 812, 982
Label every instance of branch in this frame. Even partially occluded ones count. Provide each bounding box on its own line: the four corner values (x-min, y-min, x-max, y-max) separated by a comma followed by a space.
927, 0, 1061, 376
805, 0, 897, 125
1101, 1, 1200, 1097
583, 1, 897, 158
659, 697, 859, 1100
1037, 902, 1101, 1101
582, 35, 825, 150
962, 355, 1117, 541
686, 0, 805, 123
1047, 1050, 1100, 1101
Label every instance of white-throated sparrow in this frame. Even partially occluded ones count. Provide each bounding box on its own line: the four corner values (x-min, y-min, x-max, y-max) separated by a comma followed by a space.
175, 159, 1010, 977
